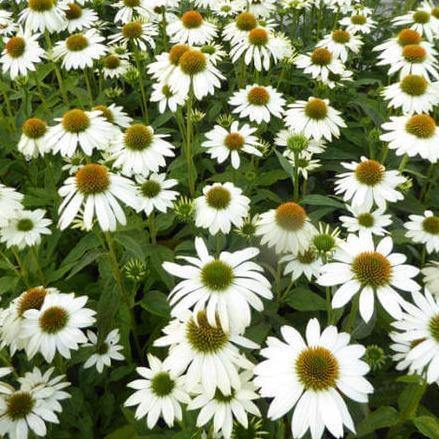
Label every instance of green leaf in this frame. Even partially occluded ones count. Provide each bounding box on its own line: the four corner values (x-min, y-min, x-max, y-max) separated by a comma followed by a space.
140, 291, 170, 318
0, 276, 19, 294
274, 149, 295, 178
413, 416, 439, 439
301, 194, 345, 209
353, 406, 400, 437
284, 288, 326, 311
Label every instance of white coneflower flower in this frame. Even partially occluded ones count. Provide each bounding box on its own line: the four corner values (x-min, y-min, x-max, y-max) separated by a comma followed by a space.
135, 173, 178, 215
317, 29, 363, 62
53, 28, 107, 70
275, 130, 326, 156
58, 163, 139, 231
423, 261, 439, 295
284, 152, 321, 180
405, 210, 439, 254
168, 48, 224, 100
19, 0, 67, 33
83, 329, 125, 373
247, 0, 276, 17
0, 10, 17, 37
163, 237, 272, 333
391, 289, 439, 382
390, 331, 423, 376
393, 9, 439, 42
335, 157, 405, 210
318, 233, 420, 322
381, 74, 439, 114
111, 123, 175, 177
0, 184, 23, 226
222, 11, 265, 44
113, 0, 150, 23
167, 10, 217, 46
339, 13, 376, 34
189, 371, 261, 439
147, 43, 190, 82
125, 354, 190, 429
20, 292, 96, 362
211, 0, 242, 17
63, 2, 98, 32
101, 50, 131, 79
229, 84, 285, 124
150, 82, 186, 113
255, 202, 316, 254
0, 28, 45, 79
194, 182, 250, 235
202, 121, 262, 169
280, 247, 323, 282
154, 310, 258, 397
47, 108, 114, 157
18, 117, 50, 159
93, 103, 132, 129
339, 205, 392, 236
110, 19, 158, 51
295, 47, 344, 82
284, 97, 346, 142
380, 113, 439, 163
230, 26, 289, 71
0, 209, 51, 250
198, 43, 227, 65
254, 318, 373, 439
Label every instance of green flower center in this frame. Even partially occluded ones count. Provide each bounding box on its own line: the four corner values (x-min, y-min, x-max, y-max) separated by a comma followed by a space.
179, 50, 206, 75
355, 160, 384, 186
39, 306, 69, 334
5, 37, 26, 58
201, 45, 215, 55
214, 388, 235, 402
297, 249, 317, 264
123, 0, 140, 6
104, 55, 121, 70
225, 132, 245, 150
236, 12, 257, 31
332, 29, 350, 43
18, 287, 47, 317
249, 28, 268, 46
122, 21, 143, 39
400, 74, 428, 96
311, 47, 332, 66
65, 3, 82, 19
6, 392, 34, 421
304, 98, 328, 120
151, 372, 175, 396
405, 114, 436, 138
186, 311, 228, 353
16, 218, 34, 232
141, 180, 161, 198
313, 234, 335, 253
62, 109, 90, 133
357, 213, 374, 227
351, 14, 366, 25
422, 216, 439, 235
402, 44, 427, 63
96, 342, 109, 355
429, 314, 439, 342
182, 10, 203, 28
206, 186, 231, 210
398, 29, 422, 46
28, 0, 54, 12
124, 124, 154, 150
66, 33, 88, 52
413, 10, 430, 24
275, 202, 306, 231
432, 7, 439, 19
22, 117, 47, 139
296, 346, 339, 391
201, 260, 234, 291
287, 134, 309, 152
247, 86, 269, 105
162, 84, 173, 97
352, 251, 392, 288
76, 164, 110, 195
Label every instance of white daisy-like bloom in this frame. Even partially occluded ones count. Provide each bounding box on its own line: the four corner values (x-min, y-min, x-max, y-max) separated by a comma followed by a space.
275, 129, 326, 156
53, 28, 107, 70
391, 289, 439, 382
19, 0, 67, 33
317, 29, 363, 62
150, 82, 186, 113
63, 2, 98, 32
295, 47, 344, 82
339, 204, 392, 237
125, 354, 191, 429
393, 9, 439, 42
284, 152, 321, 180
0, 10, 16, 37
230, 26, 290, 71
405, 210, 439, 254
222, 11, 273, 44
113, 0, 150, 23
255, 201, 316, 254
0, 183, 23, 226
163, 237, 272, 333
147, 44, 190, 82
58, 163, 138, 231
101, 50, 131, 79
284, 97, 346, 142
335, 157, 406, 210
167, 48, 224, 101
18, 117, 50, 159
135, 173, 178, 215
381, 74, 439, 114
423, 261, 439, 295
167, 10, 217, 46
389, 330, 423, 376
189, 370, 261, 439
83, 329, 125, 373
46, 108, 114, 157
0, 382, 61, 438
194, 182, 250, 235
339, 13, 376, 34
324, 68, 354, 89
247, 0, 276, 17
380, 113, 439, 163
318, 233, 420, 322
0, 209, 52, 250
0, 287, 59, 355
211, 0, 242, 18
154, 310, 258, 397
196, 43, 227, 65
110, 19, 158, 51
254, 318, 373, 439
0, 28, 45, 80
280, 247, 323, 282
20, 292, 96, 362
202, 121, 262, 169
229, 84, 285, 124
111, 123, 175, 177
93, 103, 132, 129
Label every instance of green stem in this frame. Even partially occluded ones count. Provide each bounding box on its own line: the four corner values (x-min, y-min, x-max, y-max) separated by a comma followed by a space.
185, 92, 195, 196
293, 151, 300, 202
134, 48, 149, 123
326, 287, 332, 325
30, 246, 45, 286
11, 248, 31, 288
398, 153, 409, 173
33, 73, 49, 112
148, 212, 157, 245
84, 68, 94, 107
420, 162, 435, 202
